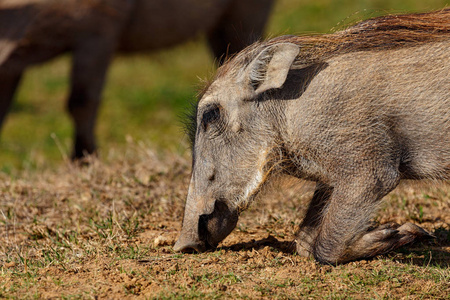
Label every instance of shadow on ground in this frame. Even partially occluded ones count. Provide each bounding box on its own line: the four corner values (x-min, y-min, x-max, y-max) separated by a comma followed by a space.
221, 234, 296, 254
390, 227, 450, 268
218, 228, 449, 267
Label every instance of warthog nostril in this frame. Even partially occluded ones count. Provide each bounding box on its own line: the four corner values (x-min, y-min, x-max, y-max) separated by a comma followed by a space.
207, 168, 216, 182
173, 219, 211, 253
208, 173, 215, 182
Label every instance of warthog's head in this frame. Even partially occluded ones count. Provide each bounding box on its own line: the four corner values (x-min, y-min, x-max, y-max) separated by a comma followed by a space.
174, 43, 300, 252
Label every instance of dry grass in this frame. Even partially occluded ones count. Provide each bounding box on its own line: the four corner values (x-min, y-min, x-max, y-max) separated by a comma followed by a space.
0, 143, 448, 299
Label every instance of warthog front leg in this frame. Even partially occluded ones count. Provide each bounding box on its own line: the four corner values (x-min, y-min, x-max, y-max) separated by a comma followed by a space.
298, 167, 432, 264
296, 182, 332, 257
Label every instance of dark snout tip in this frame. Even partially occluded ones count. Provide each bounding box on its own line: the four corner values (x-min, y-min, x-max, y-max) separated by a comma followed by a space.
173, 238, 208, 253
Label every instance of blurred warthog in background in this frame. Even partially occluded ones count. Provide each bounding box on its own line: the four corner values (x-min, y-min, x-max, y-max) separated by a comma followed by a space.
0, 0, 273, 158
174, 9, 449, 264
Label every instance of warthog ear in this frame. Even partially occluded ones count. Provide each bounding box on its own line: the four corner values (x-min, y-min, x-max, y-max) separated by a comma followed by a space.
246, 43, 299, 94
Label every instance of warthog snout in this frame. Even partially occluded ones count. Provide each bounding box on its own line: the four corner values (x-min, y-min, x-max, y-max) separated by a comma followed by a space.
174, 200, 238, 253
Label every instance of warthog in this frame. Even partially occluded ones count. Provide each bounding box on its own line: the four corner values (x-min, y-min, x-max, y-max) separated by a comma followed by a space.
174, 9, 450, 264
0, 0, 273, 159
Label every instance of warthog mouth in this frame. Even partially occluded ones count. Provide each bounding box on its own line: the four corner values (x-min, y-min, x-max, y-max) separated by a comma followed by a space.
198, 213, 219, 250
174, 199, 239, 253
172, 213, 217, 253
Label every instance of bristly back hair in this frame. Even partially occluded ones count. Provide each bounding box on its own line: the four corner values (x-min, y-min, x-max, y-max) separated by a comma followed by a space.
221, 8, 450, 77
186, 8, 450, 146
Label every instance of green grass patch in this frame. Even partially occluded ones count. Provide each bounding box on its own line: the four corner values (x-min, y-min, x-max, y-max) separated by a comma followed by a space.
1, 0, 448, 170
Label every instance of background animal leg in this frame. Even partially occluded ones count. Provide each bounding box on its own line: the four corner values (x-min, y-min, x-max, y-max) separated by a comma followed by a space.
207, 0, 274, 65
296, 182, 332, 257
0, 71, 22, 131
67, 38, 115, 160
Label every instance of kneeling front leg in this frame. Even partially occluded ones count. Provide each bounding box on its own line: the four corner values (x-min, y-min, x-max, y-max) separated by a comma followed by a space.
297, 171, 432, 264
295, 182, 332, 257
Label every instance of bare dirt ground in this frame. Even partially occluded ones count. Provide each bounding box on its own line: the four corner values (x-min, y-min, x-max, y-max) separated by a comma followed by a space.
1, 145, 449, 299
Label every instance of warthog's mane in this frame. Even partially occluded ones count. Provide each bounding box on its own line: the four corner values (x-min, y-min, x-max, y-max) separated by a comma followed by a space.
186, 8, 450, 146
224, 8, 450, 77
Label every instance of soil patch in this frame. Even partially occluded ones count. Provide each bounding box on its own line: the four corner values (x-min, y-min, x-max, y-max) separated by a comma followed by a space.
1, 147, 449, 299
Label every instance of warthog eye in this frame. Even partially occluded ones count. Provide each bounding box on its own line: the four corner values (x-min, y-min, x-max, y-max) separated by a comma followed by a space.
201, 105, 221, 131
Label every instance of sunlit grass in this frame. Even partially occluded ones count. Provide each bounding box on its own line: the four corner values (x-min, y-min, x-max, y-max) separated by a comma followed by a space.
0, 0, 448, 170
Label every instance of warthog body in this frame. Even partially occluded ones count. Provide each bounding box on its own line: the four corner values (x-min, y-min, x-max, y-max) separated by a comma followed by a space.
174, 9, 450, 264
0, 0, 273, 158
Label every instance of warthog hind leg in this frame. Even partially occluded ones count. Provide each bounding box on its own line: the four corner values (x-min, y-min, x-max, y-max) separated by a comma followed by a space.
347, 222, 433, 260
